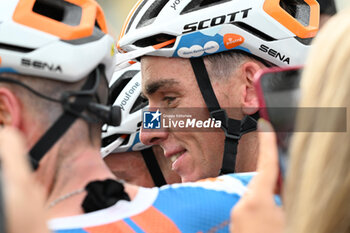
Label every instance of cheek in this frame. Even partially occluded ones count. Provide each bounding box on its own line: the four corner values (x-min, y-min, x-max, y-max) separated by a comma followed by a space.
104, 156, 128, 171
183, 131, 225, 161
180, 88, 207, 107
201, 132, 225, 156
201, 132, 225, 174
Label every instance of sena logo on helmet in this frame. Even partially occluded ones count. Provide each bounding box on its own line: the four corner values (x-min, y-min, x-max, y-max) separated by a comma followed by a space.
21, 59, 62, 73
259, 45, 291, 64
182, 8, 252, 34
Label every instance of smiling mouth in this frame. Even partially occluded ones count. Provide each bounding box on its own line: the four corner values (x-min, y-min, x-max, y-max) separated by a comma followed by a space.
170, 150, 186, 163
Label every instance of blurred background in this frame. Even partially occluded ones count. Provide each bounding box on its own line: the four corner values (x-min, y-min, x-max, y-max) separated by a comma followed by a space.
96, 0, 139, 40
96, 0, 350, 41
336, 0, 349, 11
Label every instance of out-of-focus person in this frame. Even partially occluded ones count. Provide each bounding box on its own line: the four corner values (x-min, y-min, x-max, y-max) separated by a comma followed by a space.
285, 7, 350, 233
0, 127, 49, 233
231, 7, 350, 233
0, 0, 119, 220
103, 146, 180, 187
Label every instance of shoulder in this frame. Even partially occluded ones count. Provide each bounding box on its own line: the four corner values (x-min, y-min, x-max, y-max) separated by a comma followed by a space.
159, 172, 255, 194
148, 172, 255, 210
146, 172, 256, 233
49, 173, 255, 232
49, 187, 159, 231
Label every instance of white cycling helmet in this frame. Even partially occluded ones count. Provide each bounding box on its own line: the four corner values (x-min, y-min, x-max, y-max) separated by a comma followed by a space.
101, 62, 149, 158
101, 63, 167, 187
0, 0, 115, 82
0, 0, 116, 169
116, 0, 319, 67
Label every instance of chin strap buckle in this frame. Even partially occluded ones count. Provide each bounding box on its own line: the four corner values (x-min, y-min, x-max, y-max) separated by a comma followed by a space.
210, 109, 241, 140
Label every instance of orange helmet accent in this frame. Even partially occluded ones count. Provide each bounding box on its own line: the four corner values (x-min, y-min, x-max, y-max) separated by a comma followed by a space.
117, 0, 143, 50
152, 39, 176, 50
263, 0, 319, 39
13, 0, 108, 40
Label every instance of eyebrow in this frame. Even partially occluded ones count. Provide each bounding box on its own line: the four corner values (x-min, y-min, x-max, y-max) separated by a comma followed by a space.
143, 79, 180, 96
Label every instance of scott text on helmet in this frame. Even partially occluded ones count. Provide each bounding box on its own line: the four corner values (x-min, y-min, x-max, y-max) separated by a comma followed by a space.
182, 8, 252, 34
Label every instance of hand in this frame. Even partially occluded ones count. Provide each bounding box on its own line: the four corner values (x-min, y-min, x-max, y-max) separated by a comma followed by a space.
230, 119, 285, 233
0, 127, 49, 233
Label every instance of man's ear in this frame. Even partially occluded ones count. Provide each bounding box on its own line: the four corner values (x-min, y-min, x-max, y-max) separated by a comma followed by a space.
0, 88, 21, 128
240, 61, 263, 115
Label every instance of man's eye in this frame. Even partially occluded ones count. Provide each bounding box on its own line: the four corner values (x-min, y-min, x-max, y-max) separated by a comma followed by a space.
163, 96, 176, 105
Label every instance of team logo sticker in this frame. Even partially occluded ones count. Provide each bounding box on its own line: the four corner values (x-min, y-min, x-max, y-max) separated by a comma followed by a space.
223, 34, 244, 49
177, 41, 220, 58
174, 29, 250, 58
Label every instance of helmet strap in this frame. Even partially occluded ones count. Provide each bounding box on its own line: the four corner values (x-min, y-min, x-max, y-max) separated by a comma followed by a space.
29, 69, 100, 170
189, 57, 257, 174
141, 147, 167, 187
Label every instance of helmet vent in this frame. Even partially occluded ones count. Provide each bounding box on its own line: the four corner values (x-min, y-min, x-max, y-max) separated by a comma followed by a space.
294, 36, 313, 45
33, 0, 82, 26
130, 95, 148, 114
280, 0, 310, 26
95, 20, 101, 30
181, 0, 230, 15
0, 43, 34, 53
120, 135, 131, 146
126, 0, 150, 34
102, 134, 123, 147
134, 34, 176, 48
231, 22, 275, 41
109, 70, 139, 104
136, 0, 169, 28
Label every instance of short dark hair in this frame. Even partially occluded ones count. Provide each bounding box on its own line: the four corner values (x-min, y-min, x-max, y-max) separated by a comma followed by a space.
317, 0, 337, 15
204, 50, 256, 80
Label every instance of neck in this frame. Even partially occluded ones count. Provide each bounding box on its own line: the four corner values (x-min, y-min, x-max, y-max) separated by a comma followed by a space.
37, 146, 116, 219
236, 131, 259, 172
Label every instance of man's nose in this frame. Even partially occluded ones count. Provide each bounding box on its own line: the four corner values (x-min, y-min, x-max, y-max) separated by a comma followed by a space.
140, 127, 169, 146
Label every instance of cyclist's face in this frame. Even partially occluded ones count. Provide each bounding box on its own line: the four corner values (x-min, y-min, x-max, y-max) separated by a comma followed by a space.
104, 151, 155, 187
104, 146, 181, 186
140, 56, 244, 182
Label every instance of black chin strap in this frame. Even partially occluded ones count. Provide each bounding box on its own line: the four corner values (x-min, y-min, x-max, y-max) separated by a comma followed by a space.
141, 147, 167, 187
190, 57, 257, 174
29, 71, 98, 170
